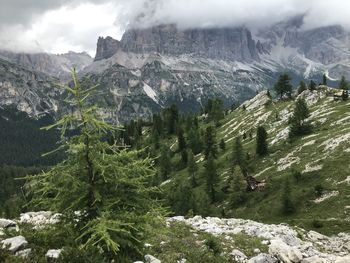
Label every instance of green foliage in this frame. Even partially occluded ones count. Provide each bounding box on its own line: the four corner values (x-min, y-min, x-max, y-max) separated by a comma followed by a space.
203, 126, 217, 159
339, 76, 349, 90
187, 150, 198, 187
188, 127, 202, 155
314, 184, 324, 197
163, 104, 179, 135
229, 167, 247, 208
0, 107, 61, 166
204, 98, 224, 125
274, 74, 293, 99
219, 138, 226, 151
256, 126, 268, 156
297, 80, 307, 95
292, 169, 302, 183
24, 69, 163, 261
289, 98, 312, 138
309, 80, 317, 91
204, 154, 218, 203
322, 74, 327, 86
232, 137, 248, 176
281, 178, 295, 215
177, 128, 186, 152
159, 145, 172, 180
204, 236, 222, 255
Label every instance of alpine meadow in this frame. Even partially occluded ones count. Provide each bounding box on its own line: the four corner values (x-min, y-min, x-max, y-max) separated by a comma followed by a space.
0, 1, 350, 262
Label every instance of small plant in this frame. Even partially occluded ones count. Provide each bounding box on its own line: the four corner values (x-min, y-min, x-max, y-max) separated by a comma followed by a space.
314, 184, 324, 197
312, 219, 324, 229
205, 236, 222, 255
292, 169, 302, 182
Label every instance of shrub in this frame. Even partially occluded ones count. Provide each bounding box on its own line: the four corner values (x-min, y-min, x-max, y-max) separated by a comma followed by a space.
205, 236, 222, 255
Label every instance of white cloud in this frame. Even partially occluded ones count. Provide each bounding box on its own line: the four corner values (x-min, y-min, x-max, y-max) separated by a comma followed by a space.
0, 1, 123, 56
1, 0, 350, 56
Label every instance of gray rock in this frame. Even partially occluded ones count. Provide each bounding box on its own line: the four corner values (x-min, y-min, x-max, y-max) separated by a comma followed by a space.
1, 236, 28, 253
268, 239, 303, 263
0, 219, 17, 229
230, 249, 247, 262
46, 249, 62, 259
15, 248, 31, 259
120, 24, 259, 62
144, 254, 161, 263
248, 253, 278, 263
94, 36, 120, 61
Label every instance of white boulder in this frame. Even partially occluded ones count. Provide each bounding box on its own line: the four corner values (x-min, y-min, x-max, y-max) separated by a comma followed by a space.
145, 254, 161, 263
1, 235, 28, 253
268, 239, 303, 263
0, 218, 17, 229
230, 249, 247, 262
248, 253, 278, 263
46, 249, 62, 259
15, 248, 31, 259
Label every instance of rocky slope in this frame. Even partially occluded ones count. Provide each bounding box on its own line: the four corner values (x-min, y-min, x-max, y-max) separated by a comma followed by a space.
0, 50, 92, 79
160, 86, 350, 235
0, 58, 60, 117
78, 16, 350, 122
1, 212, 349, 262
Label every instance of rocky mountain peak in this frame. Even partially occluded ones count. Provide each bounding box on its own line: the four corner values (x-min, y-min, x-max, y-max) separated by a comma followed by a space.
94, 36, 120, 62
119, 24, 260, 62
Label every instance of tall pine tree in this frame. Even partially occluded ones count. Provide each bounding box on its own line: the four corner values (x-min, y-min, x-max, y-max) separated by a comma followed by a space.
25, 69, 163, 261
256, 126, 268, 156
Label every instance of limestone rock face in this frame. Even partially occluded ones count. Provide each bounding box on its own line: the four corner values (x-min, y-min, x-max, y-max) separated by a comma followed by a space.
94, 36, 120, 61
0, 219, 17, 229
144, 254, 161, 263
0, 50, 92, 79
120, 24, 259, 62
268, 239, 303, 263
1, 236, 28, 253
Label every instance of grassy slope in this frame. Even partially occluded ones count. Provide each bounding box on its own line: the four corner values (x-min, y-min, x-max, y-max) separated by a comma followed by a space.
161, 87, 350, 235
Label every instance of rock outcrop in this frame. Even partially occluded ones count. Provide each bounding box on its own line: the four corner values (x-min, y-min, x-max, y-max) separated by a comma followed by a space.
169, 216, 350, 263
94, 36, 120, 62
120, 24, 259, 62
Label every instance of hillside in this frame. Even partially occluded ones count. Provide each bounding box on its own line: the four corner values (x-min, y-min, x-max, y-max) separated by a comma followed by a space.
152, 86, 350, 235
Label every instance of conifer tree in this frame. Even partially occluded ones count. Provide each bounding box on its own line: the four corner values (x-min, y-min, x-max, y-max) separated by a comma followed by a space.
297, 80, 307, 95
322, 73, 327, 86
188, 128, 202, 154
219, 138, 226, 151
289, 98, 312, 138
281, 177, 295, 215
339, 76, 349, 90
204, 126, 217, 159
25, 69, 162, 261
274, 74, 293, 99
187, 150, 198, 187
204, 154, 218, 203
309, 80, 317, 91
232, 137, 248, 176
229, 166, 247, 208
256, 126, 268, 156
159, 145, 172, 180
177, 128, 186, 152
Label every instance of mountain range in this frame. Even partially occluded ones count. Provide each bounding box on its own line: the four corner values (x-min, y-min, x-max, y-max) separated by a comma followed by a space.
0, 15, 349, 122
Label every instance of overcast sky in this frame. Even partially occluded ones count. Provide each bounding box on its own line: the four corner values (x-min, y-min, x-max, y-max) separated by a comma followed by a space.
0, 0, 349, 57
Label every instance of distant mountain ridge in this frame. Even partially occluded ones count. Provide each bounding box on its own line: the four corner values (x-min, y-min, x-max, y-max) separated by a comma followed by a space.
0, 16, 350, 122
0, 50, 92, 79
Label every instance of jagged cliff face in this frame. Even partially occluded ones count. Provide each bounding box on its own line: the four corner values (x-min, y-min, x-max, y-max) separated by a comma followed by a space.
0, 50, 92, 80
0, 58, 60, 117
119, 24, 259, 61
94, 37, 120, 61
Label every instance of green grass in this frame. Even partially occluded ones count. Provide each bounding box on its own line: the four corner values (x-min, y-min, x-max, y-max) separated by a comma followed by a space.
159, 89, 350, 235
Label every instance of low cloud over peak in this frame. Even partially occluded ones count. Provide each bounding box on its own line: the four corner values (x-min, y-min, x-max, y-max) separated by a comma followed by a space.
0, 0, 350, 55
